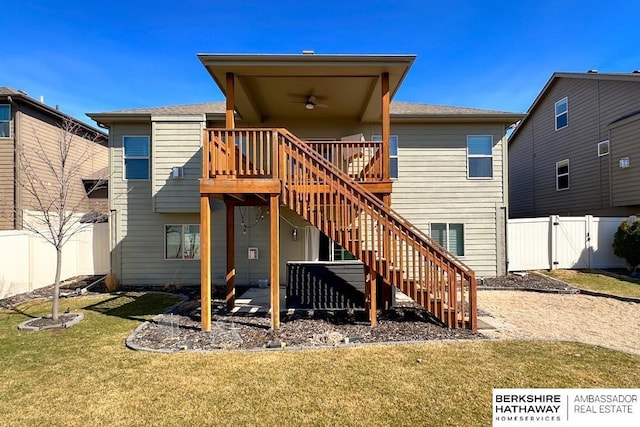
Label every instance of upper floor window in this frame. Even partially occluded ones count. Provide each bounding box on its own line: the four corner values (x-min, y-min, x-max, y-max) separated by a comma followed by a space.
165, 224, 200, 260
372, 134, 398, 179
430, 223, 465, 256
556, 159, 569, 191
123, 136, 149, 180
555, 97, 568, 130
598, 140, 610, 157
0, 105, 10, 138
467, 135, 493, 179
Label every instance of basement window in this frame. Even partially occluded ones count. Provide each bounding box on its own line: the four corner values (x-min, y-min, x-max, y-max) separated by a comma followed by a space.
165, 225, 200, 260
430, 223, 464, 256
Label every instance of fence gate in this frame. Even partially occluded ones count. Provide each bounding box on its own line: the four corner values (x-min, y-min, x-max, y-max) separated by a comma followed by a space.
507, 215, 628, 271
553, 217, 589, 269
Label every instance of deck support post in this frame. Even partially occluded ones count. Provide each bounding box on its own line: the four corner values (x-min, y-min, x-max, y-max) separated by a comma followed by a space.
226, 72, 236, 175
364, 266, 378, 327
200, 195, 211, 331
381, 72, 390, 181
225, 202, 235, 311
269, 194, 280, 329
381, 193, 393, 310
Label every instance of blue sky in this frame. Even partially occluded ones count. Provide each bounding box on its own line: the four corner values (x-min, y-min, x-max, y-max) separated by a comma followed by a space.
2, 0, 639, 126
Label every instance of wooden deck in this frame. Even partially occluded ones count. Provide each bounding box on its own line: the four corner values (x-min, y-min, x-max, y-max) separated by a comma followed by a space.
199, 128, 477, 333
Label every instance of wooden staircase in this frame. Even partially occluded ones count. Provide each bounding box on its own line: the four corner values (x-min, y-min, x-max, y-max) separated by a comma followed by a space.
204, 128, 477, 331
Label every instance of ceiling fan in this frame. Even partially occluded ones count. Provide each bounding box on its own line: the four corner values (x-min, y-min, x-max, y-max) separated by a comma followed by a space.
291, 95, 328, 110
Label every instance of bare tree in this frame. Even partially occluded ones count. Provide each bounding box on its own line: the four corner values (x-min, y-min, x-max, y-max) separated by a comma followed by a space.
15, 117, 107, 320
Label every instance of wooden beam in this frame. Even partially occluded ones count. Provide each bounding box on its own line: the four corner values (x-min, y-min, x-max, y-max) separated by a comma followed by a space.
382, 193, 393, 310
269, 194, 280, 329
200, 196, 211, 331
358, 181, 393, 195
226, 72, 236, 177
225, 202, 236, 311
381, 72, 390, 181
225, 72, 235, 129
200, 178, 281, 195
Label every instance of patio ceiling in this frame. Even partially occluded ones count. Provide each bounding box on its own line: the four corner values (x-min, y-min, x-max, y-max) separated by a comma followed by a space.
198, 53, 415, 123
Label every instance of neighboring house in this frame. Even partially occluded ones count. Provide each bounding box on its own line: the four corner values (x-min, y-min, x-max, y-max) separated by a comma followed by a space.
88, 53, 523, 331
509, 72, 640, 218
0, 87, 109, 230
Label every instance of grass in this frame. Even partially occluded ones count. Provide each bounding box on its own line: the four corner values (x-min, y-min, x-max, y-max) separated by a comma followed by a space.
1, 293, 640, 426
540, 269, 640, 299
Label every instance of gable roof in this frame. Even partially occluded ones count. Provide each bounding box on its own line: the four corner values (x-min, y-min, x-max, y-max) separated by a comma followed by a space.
509, 72, 640, 141
0, 86, 108, 143
88, 100, 523, 125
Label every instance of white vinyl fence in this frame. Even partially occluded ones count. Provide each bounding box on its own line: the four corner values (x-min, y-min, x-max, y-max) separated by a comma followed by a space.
507, 215, 629, 271
0, 223, 109, 299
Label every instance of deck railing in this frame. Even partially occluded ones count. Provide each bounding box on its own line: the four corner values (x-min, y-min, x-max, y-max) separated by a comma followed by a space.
305, 140, 383, 182
203, 128, 477, 330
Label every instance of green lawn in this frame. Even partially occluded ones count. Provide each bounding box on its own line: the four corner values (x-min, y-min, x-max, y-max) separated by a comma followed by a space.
1, 293, 639, 427
541, 269, 640, 299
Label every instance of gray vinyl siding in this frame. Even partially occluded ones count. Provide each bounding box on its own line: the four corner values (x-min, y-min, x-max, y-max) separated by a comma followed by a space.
15, 107, 108, 227
389, 123, 508, 277
508, 120, 535, 218
510, 76, 640, 217
610, 115, 640, 207
111, 118, 510, 284
110, 121, 304, 285
151, 115, 204, 213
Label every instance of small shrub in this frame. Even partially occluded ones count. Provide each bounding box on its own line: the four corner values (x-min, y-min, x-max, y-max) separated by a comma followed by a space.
104, 274, 120, 292
612, 219, 640, 273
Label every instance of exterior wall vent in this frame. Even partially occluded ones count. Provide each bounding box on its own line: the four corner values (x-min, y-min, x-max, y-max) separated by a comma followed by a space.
248, 247, 259, 260
171, 166, 184, 178
619, 157, 630, 169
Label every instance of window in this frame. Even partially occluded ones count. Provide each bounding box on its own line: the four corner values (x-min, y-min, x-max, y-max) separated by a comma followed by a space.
555, 97, 568, 130
556, 159, 569, 191
123, 136, 149, 180
165, 225, 200, 260
372, 135, 399, 179
430, 223, 464, 256
0, 105, 10, 138
598, 140, 610, 157
467, 135, 493, 178
318, 233, 356, 261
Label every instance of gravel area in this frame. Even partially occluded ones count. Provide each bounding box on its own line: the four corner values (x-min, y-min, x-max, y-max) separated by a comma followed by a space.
478, 291, 640, 355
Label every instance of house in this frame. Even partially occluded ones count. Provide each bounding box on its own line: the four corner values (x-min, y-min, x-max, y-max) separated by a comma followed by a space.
87, 53, 523, 331
0, 87, 109, 230
509, 72, 640, 218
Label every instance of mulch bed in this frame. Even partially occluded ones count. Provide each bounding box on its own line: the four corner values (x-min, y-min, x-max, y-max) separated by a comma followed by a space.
2, 271, 577, 352
480, 271, 576, 293
127, 299, 482, 352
